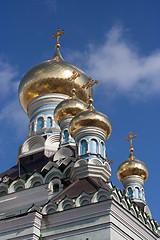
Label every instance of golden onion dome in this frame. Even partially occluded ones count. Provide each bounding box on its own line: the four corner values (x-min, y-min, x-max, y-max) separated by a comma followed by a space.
54, 95, 88, 126
69, 108, 112, 138
18, 48, 90, 112
117, 153, 148, 182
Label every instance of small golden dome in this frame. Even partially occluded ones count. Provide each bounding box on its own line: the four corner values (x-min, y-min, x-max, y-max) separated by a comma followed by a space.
117, 153, 148, 182
69, 108, 112, 138
54, 97, 88, 126
18, 49, 90, 112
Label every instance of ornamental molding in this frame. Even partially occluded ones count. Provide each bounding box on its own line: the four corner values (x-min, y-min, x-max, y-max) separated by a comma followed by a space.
73, 127, 107, 142
42, 201, 57, 215
27, 93, 68, 118
122, 175, 144, 187
20, 133, 61, 157
71, 159, 112, 182
75, 192, 91, 207
21, 135, 45, 154
41, 198, 159, 239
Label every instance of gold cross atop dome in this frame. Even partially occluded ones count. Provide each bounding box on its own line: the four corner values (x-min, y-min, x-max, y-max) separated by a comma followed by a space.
82, 77, 98, 96
67, 71, 81, 98
125, 131, 137, 153
82, 77, 98, 110
52, 28, 65, 49
106, 156, 113, 164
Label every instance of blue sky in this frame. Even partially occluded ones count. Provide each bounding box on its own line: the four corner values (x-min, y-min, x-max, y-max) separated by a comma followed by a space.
0, 0, 160, 222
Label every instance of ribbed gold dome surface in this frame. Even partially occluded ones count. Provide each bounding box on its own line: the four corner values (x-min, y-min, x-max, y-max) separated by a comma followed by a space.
18, 49, 90, 112
69, 109, 112, 138
117, 153, 148, 182
54, 97, 88, 125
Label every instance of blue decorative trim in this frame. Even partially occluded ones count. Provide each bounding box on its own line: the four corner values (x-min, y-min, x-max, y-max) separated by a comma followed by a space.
31, 104, 57, 115
78, 153, 104, 161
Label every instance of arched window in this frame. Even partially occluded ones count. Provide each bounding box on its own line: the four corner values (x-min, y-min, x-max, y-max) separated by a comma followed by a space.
32, 122, 34, 132
37, 117, 44, 131
53, 184, 59, 192
81, 140, 88, 154
63, 130, 69, 143
128, 187, 133, 198
135, 187, 140, 198
47, 117, 52, 128
100, 142, 104, 156
90, 139, 98, 153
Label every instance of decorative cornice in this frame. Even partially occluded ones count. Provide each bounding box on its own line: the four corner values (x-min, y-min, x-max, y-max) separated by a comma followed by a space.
27, 93, 68, 118
71, 158, 111, 182
73, 127, 107, 142
122, 175, 144, 187
39, 186, 159, 235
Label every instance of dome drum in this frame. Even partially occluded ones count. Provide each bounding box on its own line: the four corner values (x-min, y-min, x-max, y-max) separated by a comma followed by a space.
121, 175, 145, 188
27, 93, 68, 119
72, 126, 107, 143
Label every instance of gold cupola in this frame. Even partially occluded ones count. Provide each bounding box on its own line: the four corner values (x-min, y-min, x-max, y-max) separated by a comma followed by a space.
18, 28, 91, 112
54, 72, 88, 126
69, 107, 112, 138
69, 77, 112, 139
117, 132, 148, 182
54, 95, 88, 126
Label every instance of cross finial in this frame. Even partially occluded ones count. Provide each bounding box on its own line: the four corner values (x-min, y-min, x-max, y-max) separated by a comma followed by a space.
82, 77, 98, 97
125, 131, 137, 153
82, 77, 98, 110
67, 71, 81, 98
52, 28, 65, 49
106, 156, 113, 164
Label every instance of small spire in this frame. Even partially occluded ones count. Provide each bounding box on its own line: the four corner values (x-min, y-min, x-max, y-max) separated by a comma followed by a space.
82, 77, 98, 110
125, 132, 137, 157
67, 71, 81, 99
52, 28, 65, 49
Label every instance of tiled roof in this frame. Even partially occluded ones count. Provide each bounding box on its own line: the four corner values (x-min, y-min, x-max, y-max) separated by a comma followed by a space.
52, 177, 111, 202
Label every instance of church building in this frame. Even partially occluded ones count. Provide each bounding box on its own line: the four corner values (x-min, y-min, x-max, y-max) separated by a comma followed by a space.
0, 28, 159, 240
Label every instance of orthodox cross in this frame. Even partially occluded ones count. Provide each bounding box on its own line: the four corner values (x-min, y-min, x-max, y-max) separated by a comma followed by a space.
82, 77, 98, 98
125, 131, 137, 152
67, 71, 80, 82
106, 156, 113, 164
67, 71, 80, 98
52, 28, 65, 49
82, 77, 98, 110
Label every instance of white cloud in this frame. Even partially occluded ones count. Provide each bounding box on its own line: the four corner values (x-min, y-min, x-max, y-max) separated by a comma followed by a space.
68, 26, 160, 99
0, 98, 29, 139
0, 57, 19, 98
0, 98, 26, 123
0, 58, 28, 138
